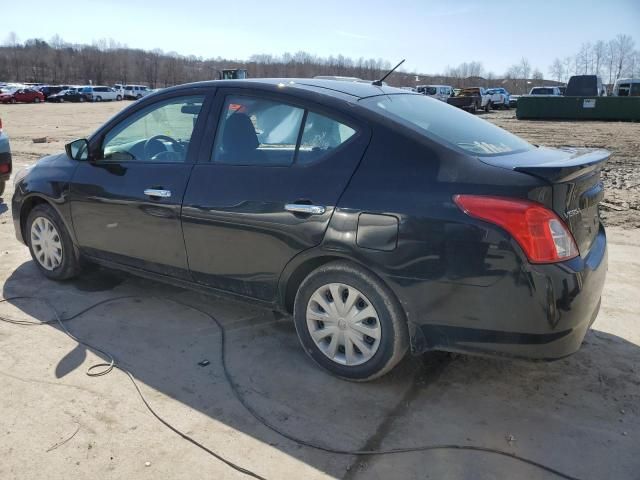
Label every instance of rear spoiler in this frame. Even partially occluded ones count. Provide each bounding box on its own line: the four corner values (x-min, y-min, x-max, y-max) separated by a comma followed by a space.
480, 147, 610, 183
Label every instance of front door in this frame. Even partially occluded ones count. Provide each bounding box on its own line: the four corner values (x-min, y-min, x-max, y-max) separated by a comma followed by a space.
181, 89, 370, 301
70, 93, 209, 279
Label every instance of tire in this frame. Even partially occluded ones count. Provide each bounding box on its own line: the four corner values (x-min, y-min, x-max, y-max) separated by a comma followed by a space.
26, 203, 82, 280
79, 96, 85, 103
116, 95, 122, 101
469, 102, 477, 113
293, 261, 409, 381
59, 98, 64, 103
10, 98, 16, 104
95, 96, 102, 102
136, 94, 142, 99
34, 97, 41, 103
0, 180, 5, 197
485, 101, 491, 112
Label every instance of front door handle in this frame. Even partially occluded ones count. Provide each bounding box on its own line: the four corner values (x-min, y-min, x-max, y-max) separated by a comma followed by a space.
285, 204, 326, 215
144, 188, 172, 198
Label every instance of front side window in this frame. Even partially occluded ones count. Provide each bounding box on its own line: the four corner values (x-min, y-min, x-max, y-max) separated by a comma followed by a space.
102, 95, 204, 162
212, 95, 304, 166
361, 94, 533, 156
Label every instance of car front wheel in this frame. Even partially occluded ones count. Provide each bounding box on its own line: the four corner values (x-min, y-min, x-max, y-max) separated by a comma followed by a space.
26, 204, 82, 280
293, 261, 408, 381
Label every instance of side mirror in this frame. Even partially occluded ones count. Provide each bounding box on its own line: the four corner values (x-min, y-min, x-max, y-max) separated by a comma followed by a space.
65, 138, 89, 161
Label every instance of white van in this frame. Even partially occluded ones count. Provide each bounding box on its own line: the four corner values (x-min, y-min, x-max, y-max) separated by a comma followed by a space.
417, 85, 454, 102
79, 86, 120, 102
123, 84, 151, 100
613, 78, 640, 96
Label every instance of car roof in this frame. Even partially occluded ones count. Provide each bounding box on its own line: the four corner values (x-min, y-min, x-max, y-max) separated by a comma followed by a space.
167, 78, 414, 100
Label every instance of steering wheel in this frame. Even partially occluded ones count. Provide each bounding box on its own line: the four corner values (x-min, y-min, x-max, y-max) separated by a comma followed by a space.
143, 135, 183, 161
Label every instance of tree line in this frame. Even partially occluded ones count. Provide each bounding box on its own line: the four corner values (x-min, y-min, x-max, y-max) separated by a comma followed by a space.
547, 34, 638, 84
1, 32, 637, 94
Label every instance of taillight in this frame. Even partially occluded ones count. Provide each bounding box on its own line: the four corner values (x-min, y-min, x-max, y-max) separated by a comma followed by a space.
453, 195, 579, 263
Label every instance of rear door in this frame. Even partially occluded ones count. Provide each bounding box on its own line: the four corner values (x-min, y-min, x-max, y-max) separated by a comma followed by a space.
181, 89, 371, 301
70, 91, 211, 278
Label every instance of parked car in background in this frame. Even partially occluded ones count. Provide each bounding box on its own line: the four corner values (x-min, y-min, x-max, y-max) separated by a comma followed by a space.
0, 89, 14, 103
0, 117, 11, 197
39, 85, 71, 100
124, 84, 151, 100
79, 86, 121, 102
486, 88, 510, 109
1, 88, 45, 104
11, 79, 609, 380
558, 86, 567, 95
447, 87, 491, 112
529, 86, 563, 96
416, 85, 454, 102
612, 78, 640, 96
47, 88, 92, 103
566, 75, 607, 96
112, 84, 126, 98
509, 94, 520, 107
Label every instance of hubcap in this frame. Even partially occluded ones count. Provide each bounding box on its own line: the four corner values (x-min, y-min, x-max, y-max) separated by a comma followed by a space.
30, 217, 63, 271
306, 283, 381, 366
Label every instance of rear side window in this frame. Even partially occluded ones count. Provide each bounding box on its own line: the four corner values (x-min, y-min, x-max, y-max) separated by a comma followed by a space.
361, 94, 532, 156
212, 96, 304, 166
297, 112, 355, 165
212, 95, 357, 166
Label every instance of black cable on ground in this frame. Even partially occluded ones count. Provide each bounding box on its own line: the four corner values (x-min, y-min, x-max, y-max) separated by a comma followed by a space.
0, 295, 582, 480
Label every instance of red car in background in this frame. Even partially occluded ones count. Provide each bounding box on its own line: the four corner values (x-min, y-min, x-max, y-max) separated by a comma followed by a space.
0, 88, 45, 104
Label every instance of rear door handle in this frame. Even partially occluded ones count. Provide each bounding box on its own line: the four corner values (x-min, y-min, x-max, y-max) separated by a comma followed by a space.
144, 188, 172, 198
285, 204, 326, 215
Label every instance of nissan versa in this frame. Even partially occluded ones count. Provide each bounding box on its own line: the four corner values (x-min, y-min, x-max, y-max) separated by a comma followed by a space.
11, 79, 608, 380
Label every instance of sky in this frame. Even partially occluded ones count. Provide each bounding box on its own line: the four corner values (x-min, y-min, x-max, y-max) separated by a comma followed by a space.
4, 0, 639, 76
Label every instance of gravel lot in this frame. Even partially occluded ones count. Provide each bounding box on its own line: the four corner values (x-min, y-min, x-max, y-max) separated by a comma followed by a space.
0, 102, 638, 480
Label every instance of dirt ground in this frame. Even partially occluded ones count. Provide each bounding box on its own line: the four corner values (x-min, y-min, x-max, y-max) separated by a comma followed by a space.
0, 102, 639, 480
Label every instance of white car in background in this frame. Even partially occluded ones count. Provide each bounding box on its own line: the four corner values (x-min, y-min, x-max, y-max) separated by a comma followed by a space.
486, 88, 510, 109
78, 86, 121, 102
417, 85, 454, 101
124, 84, 151, 100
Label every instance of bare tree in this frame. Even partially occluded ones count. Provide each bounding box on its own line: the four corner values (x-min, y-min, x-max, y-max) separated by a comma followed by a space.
549, 58, 564, 82
613, 34, 635, 79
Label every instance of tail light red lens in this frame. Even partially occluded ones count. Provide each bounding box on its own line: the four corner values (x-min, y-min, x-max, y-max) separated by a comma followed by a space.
453, 195, 579, 263
0, 163, 9, 174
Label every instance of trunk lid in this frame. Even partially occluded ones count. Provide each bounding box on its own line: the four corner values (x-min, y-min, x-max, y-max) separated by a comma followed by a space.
480, 146, 609, 256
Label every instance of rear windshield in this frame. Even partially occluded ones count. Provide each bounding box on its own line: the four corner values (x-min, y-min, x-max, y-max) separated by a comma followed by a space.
360, 94, 533, 156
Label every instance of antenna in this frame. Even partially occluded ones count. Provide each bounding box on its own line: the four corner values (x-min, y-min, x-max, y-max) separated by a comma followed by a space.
373, 59, 406, 86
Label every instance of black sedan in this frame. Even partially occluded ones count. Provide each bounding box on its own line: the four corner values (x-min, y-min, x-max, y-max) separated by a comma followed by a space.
11, 79, 608, 380
47, 88, 90, 103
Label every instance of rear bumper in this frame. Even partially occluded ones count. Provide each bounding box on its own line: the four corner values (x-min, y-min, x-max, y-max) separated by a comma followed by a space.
404, 226, 608, 360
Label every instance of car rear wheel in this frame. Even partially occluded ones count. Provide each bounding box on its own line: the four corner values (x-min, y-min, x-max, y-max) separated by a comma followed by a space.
116, 95, 122, 101
485, 101, 491, 112
34, 97, 40, 103
293, 261, 409, 381
95, 96, 102, 102
26, 204, 82, 280
10, 98, 16, 104
79, 97, 85, 103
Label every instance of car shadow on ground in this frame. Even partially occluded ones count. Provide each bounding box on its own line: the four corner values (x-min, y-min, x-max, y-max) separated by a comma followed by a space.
2, 260, 639, 479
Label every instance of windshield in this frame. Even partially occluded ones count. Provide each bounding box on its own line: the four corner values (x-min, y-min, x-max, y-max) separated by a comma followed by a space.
360, 94, 533, 156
